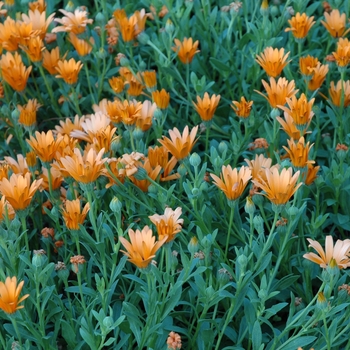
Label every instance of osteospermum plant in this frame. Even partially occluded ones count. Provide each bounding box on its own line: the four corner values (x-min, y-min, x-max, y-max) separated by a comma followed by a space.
0, 0, 349, 349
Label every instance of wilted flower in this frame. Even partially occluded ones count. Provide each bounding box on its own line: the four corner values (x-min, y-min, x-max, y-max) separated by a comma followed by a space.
192, 93, 220, 123
285, 12, 315, 39
303, 236, 350, 269
255, 47, 290, 77
321, 9, 350, 38
158, 125, 198, 160
53, 8, 93, 34
172, 37, 200, 64
70, 255, 86, 273
0, 277, 29, 314
149, 207, 183, 242
55, 58, 83, 85
252, 167, 302, 205
231, 97, 253, 118
62, 199, 90, 230
167, 331, 182, 350
210, 165, 252, 201
119, 226, 167, 268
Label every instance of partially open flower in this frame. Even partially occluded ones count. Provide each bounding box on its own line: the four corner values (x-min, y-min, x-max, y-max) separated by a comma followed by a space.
299, 55, 319, 77
42, 47, 65, 75
55, 58, 83, 85
333, 38, 350, 68
307, 63, 329, 91
152, 89, 170, 109
18, 99, 42, 130
172, 37, 200, 64
285, 12, 315, 39
329, 80, 350, 107
62, 199, 90, 230
321, 9, 350, 38
192, 93, 220, 123
231, 97, 253, 118
255, 47, 290, 77
0, 277, 29, 314
21, 10, 55, 39
53, 8, 93, 35
68, 33, 94, 56
303, 236, 350, 269
283, 137, 314, 169
0, 196, 15, 221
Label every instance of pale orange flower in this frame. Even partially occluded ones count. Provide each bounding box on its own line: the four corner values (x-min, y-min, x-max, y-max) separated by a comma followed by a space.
299, 55, 319, 77
285, 12, 315, 39
109, 76, 124, 94
192, 93, 220, 122
20, 36, 45, 62
276, 112, 303, 139
329, 80, 350, 107
119, 152, 144, 177
0, 172, 43, 211
129, 158, 162, 192
308, 63, 329, 91
172, 37, 200, 64
149, 207, 184, 243
0, 52, 32, 92
58, 147, 108, 184
0, 196, 15, 221
0, 277, 29, 314
210, 165, 252, 201
278, 93, 314, 129
42, 47, 65, 75
45, 33, 57, 44
118, 99, 143, 126
231, 97, 253, 118
68, 33, 94, 56
158, 125, 198, 160
255, 47, 290, 77
152, 89, 170, 109
55, 58, 83, 84
0, 17, 20, 51
4, 154, 29, 176
119, 67, 133, 81
252, 167, 302, 205
21, 10, 55, 39
0, 163, 9, 180
283, 137, 314, 168
55, 115, 85, 136
303, 236, 350, 269
244, 154, 274, 181
255, 77, 298, 108
136, 100, 157, 132
62, 199, 90, 230
39, 166, 63, 191
53, 8, 93, 35
167, 331, 182, 350
143, 70, 157, 90
305, 163, 320, 185
27, 130, 63, 163
119, 226, 167, 268
333, 38, 350, 67
29, 0, 46, 13
321, 9, 350, 38
18, 99, 42, 129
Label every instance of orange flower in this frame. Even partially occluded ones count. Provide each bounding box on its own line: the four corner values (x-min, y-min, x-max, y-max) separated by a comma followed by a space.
276, 112, 303, 139
20, 36, 45, 62
53, 8, 93, 35
172, 37, 200, 64
116, 15, 138, 42
278, 93, 315, 129
158, 125, 198, 160
0, 196, 15, 221
192, 92, 220, 122
55, 58, 83, 84
0, 17, 20, 51
299, 55, 319, 77
68, 33, 94, 56
303, 236, 350, 269
0, 52, 32, 92
62, 199, 90, 230
149, 207, 183, 243
283, 137, 314, 169
117, 99, 143, 126
143, 70, 157, 90
308, 63, 329, 91
255, 77, 298, 108
26, 152, 37, 168
29, 0, 46, 13
126, 77, 144, 97
0, 276, 29, 314
136, 100, 157, 132
152, 89, 170, 109
27, 130, 63, 163
255, 47, 290, 77
231, 97, 253, 118
329, 80, 350, 107
55, 115, 84, 136
252, 167, 302, 205
119, 226, 167, 268
333, 38, 350, 67
18, 99, 42, 129
119, 152, 144, 177
305, 163, 320, 185
0, 173, 43, 211
244, 154, 274, 181
167, 331, 182, 350
321, 9, 350, 38
58, 147, 108, 184
0, 162, 9, 180
109, 76, 124, 94
148, 146, 179, 181
285, 12, 315, 39
129, 158, 162, 192
39, 166, 63, 191
210, 165, 252, 201
42, 47, 65, 75
21, 9, 55, 39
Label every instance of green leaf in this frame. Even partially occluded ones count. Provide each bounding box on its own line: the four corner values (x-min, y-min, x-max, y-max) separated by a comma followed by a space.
79, 326, 98, 350
264, 302, 288, 320
277, 336, 317, 350
252, 321, 262, 350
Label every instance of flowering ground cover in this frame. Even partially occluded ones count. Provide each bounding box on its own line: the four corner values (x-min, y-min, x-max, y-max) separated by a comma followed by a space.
0, 0, 350, 349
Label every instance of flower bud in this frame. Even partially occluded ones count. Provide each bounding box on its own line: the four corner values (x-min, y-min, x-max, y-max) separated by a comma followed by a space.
119, 56, 130, 67
32, 249, 47, 268
55, 261, 69, 281
95, 12, 105, 26
253, 215, 264, 235
244, 196, 255, 216
177, 164, 187, 177
189, 152, 201, 167
188, 236, 199, 255
137, 32, 150, 45
218, 141, 228, 154
109, 197, 122, 213
103, 316, 114, 329
134, 167, 148, 180
165, 19, 175, 34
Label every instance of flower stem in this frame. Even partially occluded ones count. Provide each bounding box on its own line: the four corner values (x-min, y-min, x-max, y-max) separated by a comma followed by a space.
225, 205, 235, 257
84, 64, 96, 105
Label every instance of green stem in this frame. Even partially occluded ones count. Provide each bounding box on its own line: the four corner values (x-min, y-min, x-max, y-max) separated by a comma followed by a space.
11, 316, 22, 345
84, 64, 96, 105
205, 125, 210, 163
20, 215, 29, 251
71, 86, 82, 116
86, 190, 99, 242
225, 205, 235, 257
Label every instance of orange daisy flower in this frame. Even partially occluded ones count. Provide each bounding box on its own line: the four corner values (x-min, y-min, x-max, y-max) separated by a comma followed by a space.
231, 97, 253, 118
303, 236, 350, 269
55, 58, 83, 85
299, 55, 319, 77
307, 63, 329, 91
321, 9, 350, 38
68, 33, 94, 56
152, 89, 170, 109
333, 38, 350, 68
109, 76, 124, 94
62, 199, 90, 230
136, 100, 157, 132
305, 163, 320, 185
0, 276, 29, 314
329, 80, 350, 107
42, 47, 65, 75
119, 226, 167, 268
276, 112, 303, 139
255, 47, 290, 77
283, 137, 314, 169
20, 36, 45, 62
52, 8, 93, 35
192, 92, 220, 123
143, 70, 157, 90
158, 125, 198, 160
21, 9, 55, 39
285, 12, 315, 39
18, 99, 41, 130
172, 37, 200, 64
